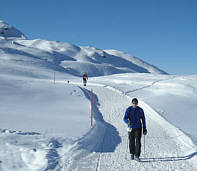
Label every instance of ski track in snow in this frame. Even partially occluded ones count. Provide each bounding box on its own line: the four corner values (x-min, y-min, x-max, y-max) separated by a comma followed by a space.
124, 75, 177, 94
63, 83, 197, 171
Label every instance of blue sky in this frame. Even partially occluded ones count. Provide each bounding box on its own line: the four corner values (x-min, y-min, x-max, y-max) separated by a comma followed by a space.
1, 0, 197, 74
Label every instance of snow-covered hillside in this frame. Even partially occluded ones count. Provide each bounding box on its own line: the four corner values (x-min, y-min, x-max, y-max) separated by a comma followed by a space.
0, 21, 196, 170
0, 21, 167, 79
0, 74, 197, 170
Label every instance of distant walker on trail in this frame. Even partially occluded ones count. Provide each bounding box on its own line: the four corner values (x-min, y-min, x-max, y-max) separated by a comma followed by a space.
82, 72, 88, 86
123, 98, 147, 162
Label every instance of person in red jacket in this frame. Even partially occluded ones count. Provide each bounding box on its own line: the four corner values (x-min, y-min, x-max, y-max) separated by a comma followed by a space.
82, 72, 88, 86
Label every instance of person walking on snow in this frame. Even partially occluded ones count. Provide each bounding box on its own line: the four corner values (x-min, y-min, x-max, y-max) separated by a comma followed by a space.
123, 98, 147, 162
82, 72, 88, 86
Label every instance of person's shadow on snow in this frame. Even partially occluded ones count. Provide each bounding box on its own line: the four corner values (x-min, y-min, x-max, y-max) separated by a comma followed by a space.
140, 151, 197, 162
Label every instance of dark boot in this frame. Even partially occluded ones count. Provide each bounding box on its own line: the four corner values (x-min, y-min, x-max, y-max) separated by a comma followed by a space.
135, 156, 141, 162
131, 154, 134, 160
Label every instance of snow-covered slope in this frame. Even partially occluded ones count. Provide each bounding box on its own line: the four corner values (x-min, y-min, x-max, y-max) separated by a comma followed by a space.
0, 21, 167, 79
61, 82, 197, 170
105, 49, 166, 75
1, 74, 196, 170
89, 74, 197, 145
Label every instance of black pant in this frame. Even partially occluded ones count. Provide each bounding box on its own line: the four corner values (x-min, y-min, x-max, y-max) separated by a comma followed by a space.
83, 79, 87, 84
128, 128, 142, 157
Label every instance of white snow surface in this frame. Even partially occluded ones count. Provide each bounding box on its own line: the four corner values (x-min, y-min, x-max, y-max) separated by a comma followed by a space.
0, 21, 197, 170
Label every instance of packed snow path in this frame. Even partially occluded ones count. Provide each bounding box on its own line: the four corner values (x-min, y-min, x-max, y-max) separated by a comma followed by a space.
64, 85, 196, 171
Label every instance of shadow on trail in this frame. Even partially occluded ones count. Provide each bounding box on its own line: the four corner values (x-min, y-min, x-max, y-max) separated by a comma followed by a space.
141, 151, 197, 163
0, 129, 40, 135
78, 87, 121, 153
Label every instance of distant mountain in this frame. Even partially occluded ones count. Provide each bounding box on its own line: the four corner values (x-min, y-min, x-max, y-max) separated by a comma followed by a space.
0, 21, 167, 78
0, 21, 26, 39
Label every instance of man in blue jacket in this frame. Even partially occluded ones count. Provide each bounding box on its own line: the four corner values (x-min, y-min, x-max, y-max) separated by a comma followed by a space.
123, 98, 147, 161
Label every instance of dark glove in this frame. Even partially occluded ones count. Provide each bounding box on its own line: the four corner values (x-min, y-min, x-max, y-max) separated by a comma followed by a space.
143, 128, 147, 135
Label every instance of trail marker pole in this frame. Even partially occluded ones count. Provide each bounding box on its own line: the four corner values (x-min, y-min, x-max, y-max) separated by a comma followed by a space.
125, 133, 129, 160
144, 135, 146, 156
91, 89, 93, 127
54, 71, 56, 84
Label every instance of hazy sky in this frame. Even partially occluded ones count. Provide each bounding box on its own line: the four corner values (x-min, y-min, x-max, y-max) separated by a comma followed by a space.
1, 0, 197, 74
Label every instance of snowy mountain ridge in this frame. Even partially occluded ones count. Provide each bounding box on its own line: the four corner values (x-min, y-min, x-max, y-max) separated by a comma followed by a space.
0, 20, 167, 79
0, 20, 26, 39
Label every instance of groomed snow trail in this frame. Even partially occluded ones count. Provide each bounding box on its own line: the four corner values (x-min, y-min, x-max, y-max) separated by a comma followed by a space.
64, 85, 197, 171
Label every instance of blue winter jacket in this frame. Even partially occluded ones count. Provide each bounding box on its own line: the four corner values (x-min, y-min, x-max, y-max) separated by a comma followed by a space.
123, 106, 146, 129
